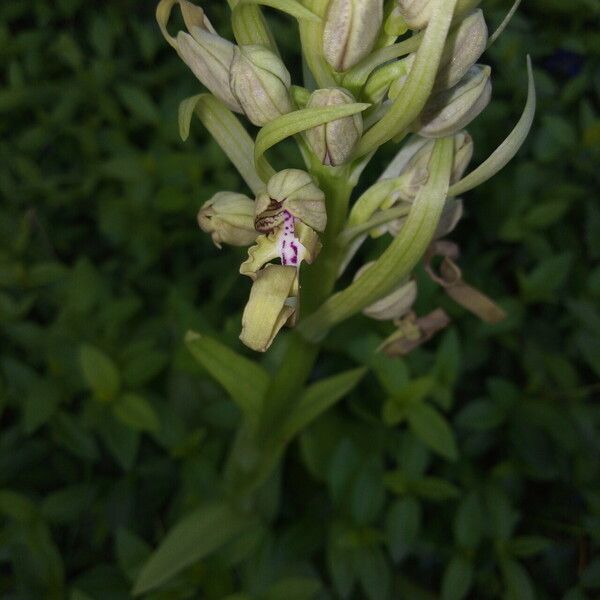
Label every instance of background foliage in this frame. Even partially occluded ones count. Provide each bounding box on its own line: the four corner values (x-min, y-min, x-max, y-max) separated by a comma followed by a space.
1, 0, 600, 598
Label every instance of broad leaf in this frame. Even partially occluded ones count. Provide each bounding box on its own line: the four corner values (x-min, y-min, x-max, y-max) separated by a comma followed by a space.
278, 368, 366, 442
185, 331, 270, 423
133, 503, 250, 595
407, 402, 458, 461
79, 344, 120, 402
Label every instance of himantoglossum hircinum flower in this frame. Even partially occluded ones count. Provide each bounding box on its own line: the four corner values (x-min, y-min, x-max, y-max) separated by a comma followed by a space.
159, 0, 536, 352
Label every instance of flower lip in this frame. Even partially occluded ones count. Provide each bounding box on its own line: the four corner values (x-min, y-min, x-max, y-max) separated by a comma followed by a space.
254, 198, 285, 233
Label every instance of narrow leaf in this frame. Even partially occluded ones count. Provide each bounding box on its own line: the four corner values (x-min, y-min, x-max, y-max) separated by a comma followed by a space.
254, 103, 370, 180
179, 94, 272, 194
441, 556, 473, 600
299, 137, 454, 341
407, 402, 458, 461
354, 0, 459, 157
185, 331, 269, 422
279, 368, 367, 442
238, 0, 321, 22
133, 503, 250, 595
487, 0, 522, 48
449, 56, 536, 196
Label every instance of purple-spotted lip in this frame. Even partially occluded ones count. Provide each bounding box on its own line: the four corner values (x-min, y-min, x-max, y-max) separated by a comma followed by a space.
278, 210, 304, 267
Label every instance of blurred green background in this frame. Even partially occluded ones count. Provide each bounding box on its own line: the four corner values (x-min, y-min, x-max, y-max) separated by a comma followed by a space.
1, 0, 599, 598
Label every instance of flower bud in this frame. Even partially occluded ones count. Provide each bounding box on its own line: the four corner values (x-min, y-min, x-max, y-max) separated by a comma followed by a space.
396, 131, 473, 200
323, 0, 384, 72
255, 169, 327, 234
397, 0, 480, 31
176, 29, 242, 112
240, 264, 299, 352
412, 65, 492, 138
197, 191, 257, 248
436, 10, 488, 90
305, 88, 363, 166
355, 263, 417, 321
229, 45, 293, 126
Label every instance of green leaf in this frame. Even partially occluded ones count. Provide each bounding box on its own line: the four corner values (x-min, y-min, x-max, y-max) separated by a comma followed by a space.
449, 57, 536, 196
279, 368, 366, 442
354, 0, 459, 156
133, 503, 251, 595
455, 399, 506, 431
116, 84, 160, 124
508, 535, 551, 557
79, 344, 120, 402
299, 137, 454, 341
113, 394, 160, 433
327, 531, 356, 599
383, 377, 435, 426
518, 253, 572, 303
0, 489, 37, 522
263, 576, 322, 600
406, 402, 458, 461
441, 556, 473, 600
487, 0, 523, 47
357, 546, 391, 600
501, 558, 536, 600
453, 492, 483, 549
97, 415, 140, 471
116, 528, 151, 582
237, 0, 320, 22
185, 331, 270, 424
51, 413, 99, 462
386, 497, 421, 562
254, 103, 370, 180
410, 477, 460, 501
178, 94, 272, 194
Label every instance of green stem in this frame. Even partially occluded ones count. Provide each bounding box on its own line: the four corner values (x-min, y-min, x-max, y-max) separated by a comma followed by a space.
258, 168, 354, 434
225, 167, 355, 499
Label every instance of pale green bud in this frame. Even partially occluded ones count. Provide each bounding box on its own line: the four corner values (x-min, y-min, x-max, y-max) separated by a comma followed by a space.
305, 88, 363, 166
355, 263, 417, 321
197, 191, 257, 248
255, 169, 327, 233
413, 65, 492, 138
387, 10, 487, 101
240, 264, 299, 352
229, 45, 293, 126
177, 28, 242, 112
323, 0, 384, 72
397, 131, 474, 199
436, 10, 488, 90
397, 0, 480, 31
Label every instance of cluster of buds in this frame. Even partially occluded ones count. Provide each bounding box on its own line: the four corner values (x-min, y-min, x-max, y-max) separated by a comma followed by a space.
157, 0, 534, 352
